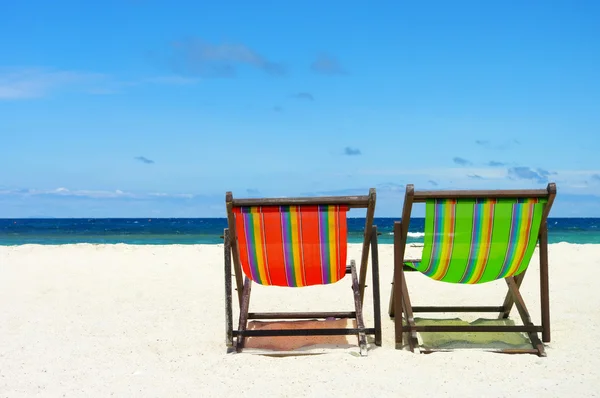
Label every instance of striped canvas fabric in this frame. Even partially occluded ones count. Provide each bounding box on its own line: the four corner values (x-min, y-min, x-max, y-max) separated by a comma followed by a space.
409, 198, 547, 284
233, 205, 349, 287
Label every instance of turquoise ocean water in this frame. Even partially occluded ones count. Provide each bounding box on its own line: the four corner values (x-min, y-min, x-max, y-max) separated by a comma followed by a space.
0, 218, 598, 245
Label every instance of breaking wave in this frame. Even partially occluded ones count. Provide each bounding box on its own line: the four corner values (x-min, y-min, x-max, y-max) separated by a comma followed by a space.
387, 232, 425, 238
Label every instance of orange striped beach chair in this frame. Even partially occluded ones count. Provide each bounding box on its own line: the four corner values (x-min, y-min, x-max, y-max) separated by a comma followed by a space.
389, 183, 556, 356
224, 189, 381, 356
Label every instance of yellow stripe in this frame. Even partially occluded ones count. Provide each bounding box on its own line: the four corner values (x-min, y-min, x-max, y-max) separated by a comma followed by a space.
250, 211, 267, 283
469, 204, 493, 284
328, 207, 338, 282
431, 205, 453, 280
506, 202, 533, 276
289, 206, 304, 287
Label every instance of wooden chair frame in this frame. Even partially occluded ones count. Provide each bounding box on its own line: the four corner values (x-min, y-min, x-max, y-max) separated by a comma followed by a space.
388, 183, 556, 356
224, 189, 382, 356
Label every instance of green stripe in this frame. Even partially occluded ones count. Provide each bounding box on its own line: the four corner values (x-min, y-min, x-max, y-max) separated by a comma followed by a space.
319, 205, 331, 283
411, 198, 547, 284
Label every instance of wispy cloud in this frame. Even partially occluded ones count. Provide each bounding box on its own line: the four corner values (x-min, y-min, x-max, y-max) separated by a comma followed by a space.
169, 38, 286, 78
311, 53, 345, 75
428, 180, 439, 186
467, 174, 484, 180
536, 168, 555, 179
135, 156, 155, 164
349, 166, 600, 194
453, 157, 472, 166
475, 139, 520, 150
308, 184, 407, 197
0, 67, 108, 99
488, 160, 506, 167
2, 186, 598, 218
142, 75, 201, 85
508, 167, 555, 183
0, 187, 193, 200
0, 67, 202, 100
356, 167, 507, 180
146, 192, 194, 199
0, 187, 127, 199
0, 189, 223, 218
344, 147, 361, 156
291, 92, 314, 101
376, 182, 405, 192
306, 188, 370, 196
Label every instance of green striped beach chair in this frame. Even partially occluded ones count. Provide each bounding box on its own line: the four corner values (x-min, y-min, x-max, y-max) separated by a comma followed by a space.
389, 183, 556, 356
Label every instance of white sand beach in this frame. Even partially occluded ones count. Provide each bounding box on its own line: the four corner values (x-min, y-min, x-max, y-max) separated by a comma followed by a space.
1, 243, 598, 397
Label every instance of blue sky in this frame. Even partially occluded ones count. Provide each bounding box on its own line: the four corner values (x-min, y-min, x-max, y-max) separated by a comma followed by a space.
1, 0, 599, 217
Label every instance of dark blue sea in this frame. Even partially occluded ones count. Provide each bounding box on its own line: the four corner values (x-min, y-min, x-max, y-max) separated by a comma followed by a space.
0, 218, 598, 245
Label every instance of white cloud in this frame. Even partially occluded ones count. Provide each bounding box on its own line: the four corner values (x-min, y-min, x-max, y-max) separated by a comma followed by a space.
356, 167, 508, 179
0, 187, 197, 200
148, 192, 194, 199
0, 67, 201, 100
0, 68, 108, 99
2, 184, 600, 218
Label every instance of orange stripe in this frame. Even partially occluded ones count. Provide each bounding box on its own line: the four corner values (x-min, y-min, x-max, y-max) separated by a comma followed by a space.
261, 207, 287, 286
300, 206, 321, 285
233, 209, 254, 281
259, 211, 273, 284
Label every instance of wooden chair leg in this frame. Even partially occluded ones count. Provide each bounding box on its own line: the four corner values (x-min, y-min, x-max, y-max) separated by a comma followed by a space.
400, 266, 419, 352
393, 261, 403, 349
224, 229, 234, 350
539, 225, 551, 343
393, 263, 419, 351
370, 227, 382, 347
499, 270, 527, 319
350, 260, 368, 356
388, 284, 395, 318
505, 277, 545, 356
235, 277, 252, 353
